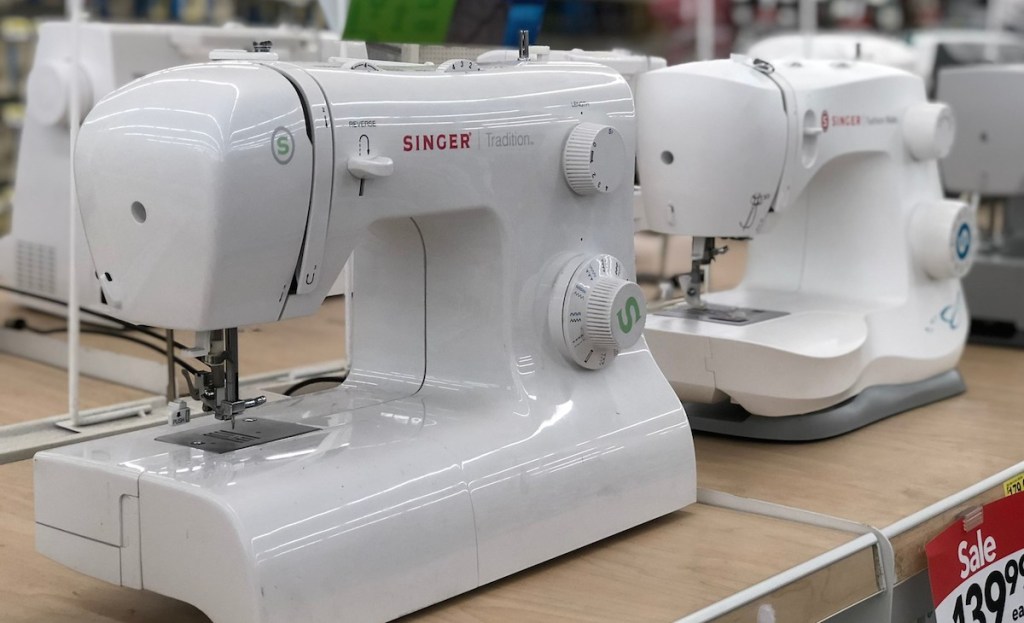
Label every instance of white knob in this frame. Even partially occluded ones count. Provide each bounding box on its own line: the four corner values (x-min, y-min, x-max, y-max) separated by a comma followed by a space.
561, 255, 646, 369
903, 103, 955, 161
563, 123, 628, 196
910, 199, 976, 280
26, 60, 92, 126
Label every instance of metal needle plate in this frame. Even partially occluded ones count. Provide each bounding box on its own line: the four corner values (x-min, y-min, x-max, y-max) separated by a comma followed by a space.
655, 303, 788, 326
156, 417, 318, 453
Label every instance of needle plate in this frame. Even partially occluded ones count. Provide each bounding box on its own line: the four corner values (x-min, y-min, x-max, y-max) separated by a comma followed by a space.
655, 303, 787, 325
156, 417, 318, 453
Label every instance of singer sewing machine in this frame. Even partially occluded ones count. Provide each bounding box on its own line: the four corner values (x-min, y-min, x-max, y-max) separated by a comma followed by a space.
938, 64, 1024, 345
33, 54, 696, 621
1, 21, 364, 316
636, 56, 975, 440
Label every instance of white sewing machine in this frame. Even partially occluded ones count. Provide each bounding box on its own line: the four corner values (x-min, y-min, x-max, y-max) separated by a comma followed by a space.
637, 56, 975, 440
33, 54, 696, 621
938, 64, 1024, 345
1, 21, 364, 316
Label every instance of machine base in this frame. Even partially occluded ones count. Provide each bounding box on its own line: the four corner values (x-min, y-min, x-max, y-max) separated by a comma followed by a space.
685, 370, 965, 441
155, 417, 318, 453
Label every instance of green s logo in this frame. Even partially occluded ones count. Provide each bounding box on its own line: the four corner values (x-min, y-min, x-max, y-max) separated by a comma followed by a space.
271, 127, 294, 165
617, 296, 642, 334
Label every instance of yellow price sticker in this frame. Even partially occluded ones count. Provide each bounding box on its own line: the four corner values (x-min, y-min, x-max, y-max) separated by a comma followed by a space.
1004, 473, 1024, 497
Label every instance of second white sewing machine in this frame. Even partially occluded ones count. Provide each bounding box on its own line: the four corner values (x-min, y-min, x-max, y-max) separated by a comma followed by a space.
32, 53, 695, 621
637, 56, 976, 439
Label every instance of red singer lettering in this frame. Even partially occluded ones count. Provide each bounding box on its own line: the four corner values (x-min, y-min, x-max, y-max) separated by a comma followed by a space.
402, 132, 473, 152
831, 114, 862, 128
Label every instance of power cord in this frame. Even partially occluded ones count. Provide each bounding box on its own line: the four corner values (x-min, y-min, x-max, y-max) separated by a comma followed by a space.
0, 283, 191, 350
4, 317, 201, 375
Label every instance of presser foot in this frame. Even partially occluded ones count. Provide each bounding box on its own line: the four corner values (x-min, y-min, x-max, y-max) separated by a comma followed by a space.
155, 417, 317, 453
673, 237, 730, 308
684, 370, 966, 441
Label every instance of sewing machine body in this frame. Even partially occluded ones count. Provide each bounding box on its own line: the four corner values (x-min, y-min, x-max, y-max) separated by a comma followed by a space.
34, 58, 695, 621
1, 22, 362, 314
638, 57, 973, 438
939, 64, 1024, 344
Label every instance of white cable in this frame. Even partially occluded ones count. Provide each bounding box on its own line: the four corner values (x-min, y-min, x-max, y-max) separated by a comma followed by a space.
66, 0, 82, 426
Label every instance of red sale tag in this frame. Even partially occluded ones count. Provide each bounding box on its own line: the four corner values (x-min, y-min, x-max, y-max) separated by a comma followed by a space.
927, 493, 1024, 622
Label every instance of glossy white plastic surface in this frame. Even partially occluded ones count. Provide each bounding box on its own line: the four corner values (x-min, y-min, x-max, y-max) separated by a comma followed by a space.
36, 59, 696, 622
638, 57, 973, 416
638, 58, 788, 238
0, 22, 362, 314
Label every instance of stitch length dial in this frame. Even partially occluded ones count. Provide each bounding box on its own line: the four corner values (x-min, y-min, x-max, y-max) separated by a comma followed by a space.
562, 123, 628, 195
562, 254, 646, 369
439, 59, 482, 72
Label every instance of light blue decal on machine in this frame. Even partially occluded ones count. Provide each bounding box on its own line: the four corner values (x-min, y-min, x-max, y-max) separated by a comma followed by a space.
927, 292, 963, 332
955, 222, 971, 260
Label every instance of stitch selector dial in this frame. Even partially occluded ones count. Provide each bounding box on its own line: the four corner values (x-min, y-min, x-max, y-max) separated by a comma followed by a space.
562, 254, 646, 369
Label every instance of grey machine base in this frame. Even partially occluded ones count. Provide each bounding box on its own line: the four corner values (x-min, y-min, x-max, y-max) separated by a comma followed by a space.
685, 370, 966, 441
